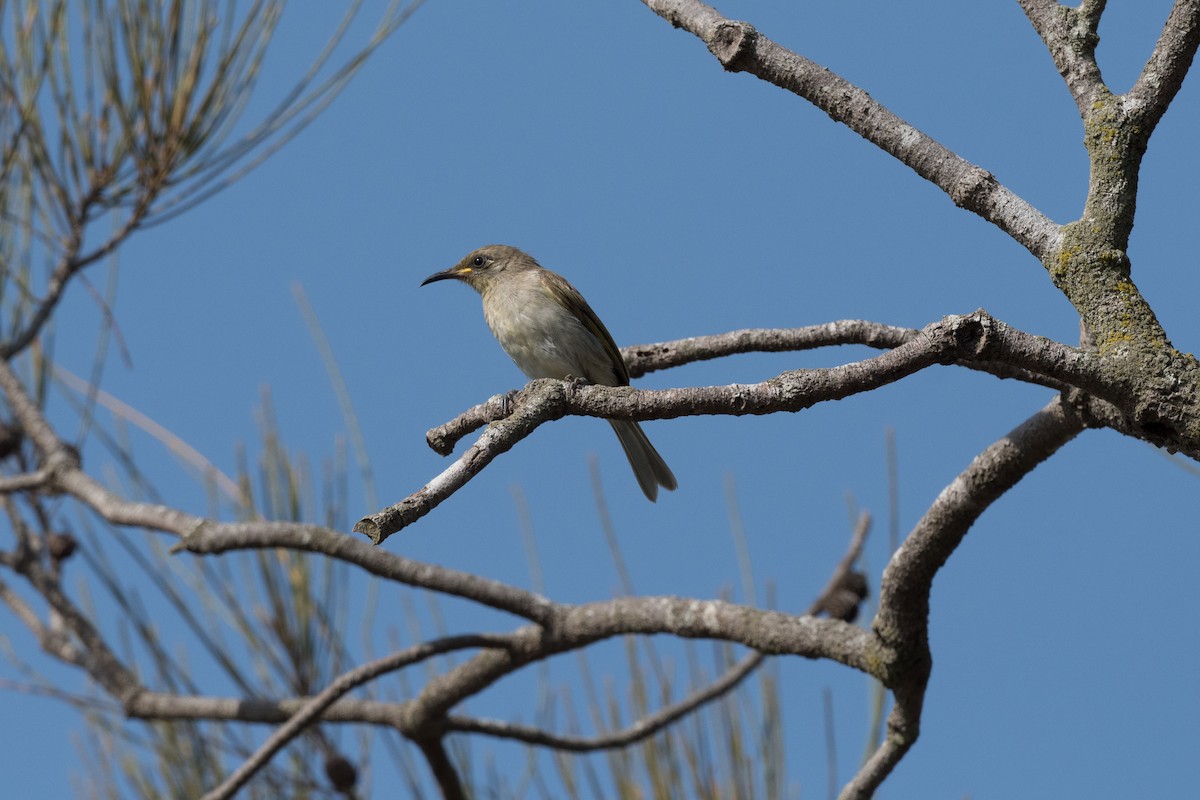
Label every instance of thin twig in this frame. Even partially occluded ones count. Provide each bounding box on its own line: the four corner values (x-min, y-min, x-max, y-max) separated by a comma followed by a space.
444, 651, 762, 752
201, 634, 509, 800
0, 469, 51, 492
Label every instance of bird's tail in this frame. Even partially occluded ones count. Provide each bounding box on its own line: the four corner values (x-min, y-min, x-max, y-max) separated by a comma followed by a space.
609, 420, 677, 502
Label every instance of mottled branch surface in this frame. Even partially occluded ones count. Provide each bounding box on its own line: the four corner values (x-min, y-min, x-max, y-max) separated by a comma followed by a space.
1127, 0, 1200, 132
1018, 0, 1107, 112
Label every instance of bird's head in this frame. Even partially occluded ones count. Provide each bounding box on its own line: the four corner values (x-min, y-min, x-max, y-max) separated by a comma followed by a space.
421, 245, 539, 293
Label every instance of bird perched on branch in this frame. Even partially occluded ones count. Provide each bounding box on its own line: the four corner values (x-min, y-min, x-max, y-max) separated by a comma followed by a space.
421, 245, 676, 501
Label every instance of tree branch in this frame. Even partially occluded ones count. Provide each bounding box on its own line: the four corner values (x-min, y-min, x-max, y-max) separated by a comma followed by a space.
620, 319, 1078, 392
0, 162, 157, 359
844, 395, 1086, 797
10, 556, 143, 706
839, 708, 914, 800
876, 395, 1086, 646
445, 511, 872, 753
0, 469, 52, 493
201, 635, 507, 800
403, 598, 876, 746
23, 537, 871, 794
415, 736, 467, 800
638, 0, 1061, 259
0, 359, 560, 623
0, 360, 68, 458
1018, 0, 1107, 113
1127, 0, 1200, 132
124, 691, 401, 725
0, 575, 86, 668
364, 312, 1101, 544
444, 651, 763, 752
622, 320, 917, 377
426, 314, 1098, 458
1079, 0, 1107, 30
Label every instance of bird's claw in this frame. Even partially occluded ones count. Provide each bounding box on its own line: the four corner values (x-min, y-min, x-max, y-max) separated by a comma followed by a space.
562, 375, 590, 400
500, 389, 519, 417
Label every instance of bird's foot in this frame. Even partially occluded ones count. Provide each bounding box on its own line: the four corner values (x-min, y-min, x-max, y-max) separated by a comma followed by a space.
499, 389, 519, 417
562, 375, 590, 401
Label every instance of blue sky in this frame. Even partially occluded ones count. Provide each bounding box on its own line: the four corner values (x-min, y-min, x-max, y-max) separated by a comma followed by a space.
5, 1, 1199, 797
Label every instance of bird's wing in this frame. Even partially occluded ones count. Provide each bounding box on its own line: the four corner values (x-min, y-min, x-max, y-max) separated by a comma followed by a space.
546, 276, 631, 386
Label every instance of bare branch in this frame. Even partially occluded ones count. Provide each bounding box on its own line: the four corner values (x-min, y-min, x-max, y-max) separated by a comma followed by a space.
1033, 1, 1200, 262
372, 313, 1101, 544
124, 691, 400, 725
444, 650, 762, 751
624, 321, 1081, 396
424, 318, 1078, 453
190, 523, 557, 621
415, 737, 468, 800
843, 395, 1087, 797
1079, 0, 1108, 30
357, 381, 570, 542
55, 454, 556, 621
0, 1, 423, 360
201, 635, 507, 800
0, 356, 558, 621
0, 359, 67, 457
639, 0, 1061, 259
0, 575, 86, 667
0, 469, 51, 493
1127, 0, 1200, 131
622, 320, 917, 377
444, 513, 871, 752
62, 517, 869, 792
1018, 0, 1107, 112
0, 195, 152, 359
405, 598, 876, 742
12, 558, 142, 705
121, 584, 869, 750
431, 314, 1097, 455
876, 394, 1086, 645
839, 718, 912, 800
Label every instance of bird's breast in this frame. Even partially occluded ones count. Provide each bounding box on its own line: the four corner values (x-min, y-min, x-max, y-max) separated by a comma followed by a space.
481, 285, 615, 383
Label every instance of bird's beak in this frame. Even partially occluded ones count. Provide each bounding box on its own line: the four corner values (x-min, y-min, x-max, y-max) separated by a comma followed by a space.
420, 266, 470, 287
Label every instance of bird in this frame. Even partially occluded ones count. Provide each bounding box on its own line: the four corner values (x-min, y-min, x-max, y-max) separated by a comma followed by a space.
421, 245, 677, 501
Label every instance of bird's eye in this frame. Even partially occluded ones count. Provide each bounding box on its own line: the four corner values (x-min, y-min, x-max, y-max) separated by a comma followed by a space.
472, 256, 485, 267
